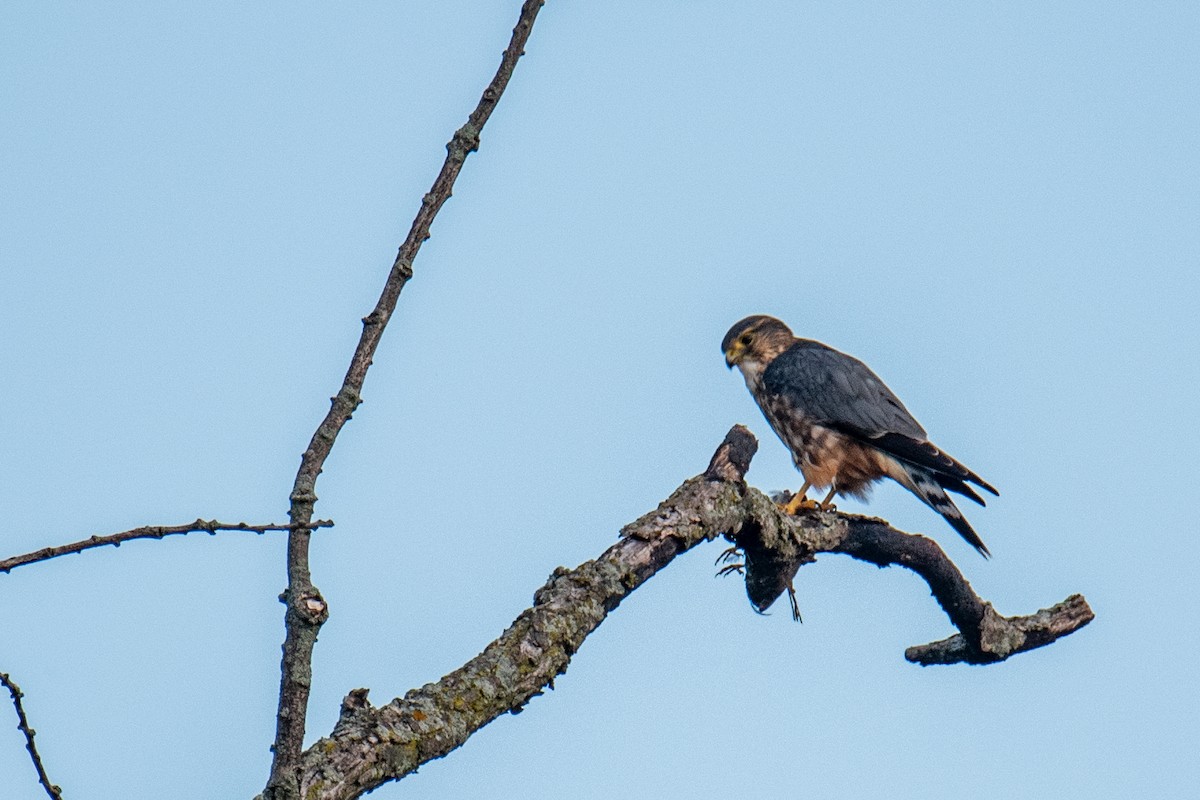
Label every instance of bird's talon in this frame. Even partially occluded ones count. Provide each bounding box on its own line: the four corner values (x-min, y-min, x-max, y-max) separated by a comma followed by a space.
714, 546, 742, 566
716, 563, 745, 577
780, 495, 819, 515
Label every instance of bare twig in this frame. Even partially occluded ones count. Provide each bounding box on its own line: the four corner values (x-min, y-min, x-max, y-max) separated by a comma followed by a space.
1, 672, 64, 800
271, 426, 1090, 800
266, 2, 548, 796
0, 520, 333, 575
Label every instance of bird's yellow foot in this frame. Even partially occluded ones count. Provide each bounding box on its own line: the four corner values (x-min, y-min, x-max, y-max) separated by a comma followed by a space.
781, 494, 820, 515
817, 488, 839, 512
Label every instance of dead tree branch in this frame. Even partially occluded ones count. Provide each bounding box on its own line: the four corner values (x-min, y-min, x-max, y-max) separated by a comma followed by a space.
271, 426, 1090, 800
903, 594, 1095, 665
1, 672, 63, 800
266, 2, 548, 796
725, 495, 1094, 665
0, 520, 332, 575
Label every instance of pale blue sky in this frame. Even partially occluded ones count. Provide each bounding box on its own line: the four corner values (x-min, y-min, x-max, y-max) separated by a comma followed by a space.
2, 2, 1197, 798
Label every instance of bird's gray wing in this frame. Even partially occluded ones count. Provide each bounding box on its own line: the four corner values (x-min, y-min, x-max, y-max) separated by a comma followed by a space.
762, 341, 997, 498
761, 340, 927, 439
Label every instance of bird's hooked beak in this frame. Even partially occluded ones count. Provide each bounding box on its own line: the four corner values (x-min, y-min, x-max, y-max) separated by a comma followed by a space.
724, 342, 744, 369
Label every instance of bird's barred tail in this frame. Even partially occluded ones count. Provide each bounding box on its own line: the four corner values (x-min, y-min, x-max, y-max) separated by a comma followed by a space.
903, 465, 991, 558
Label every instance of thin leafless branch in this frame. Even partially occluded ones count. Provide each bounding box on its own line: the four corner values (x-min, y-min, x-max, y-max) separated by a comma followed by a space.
0, 520, 332, 575
266, 2, 548, 796
272, 426, 1090, 800
1, 672, 64, 800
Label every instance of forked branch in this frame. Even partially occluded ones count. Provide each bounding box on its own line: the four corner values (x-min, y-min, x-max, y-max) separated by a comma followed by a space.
266, 2, 549, 796
275, 426, 1090, 800
725, 486, 1094, 665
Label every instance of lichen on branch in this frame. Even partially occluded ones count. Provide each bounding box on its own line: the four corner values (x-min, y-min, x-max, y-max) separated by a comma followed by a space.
277, 425, 1091, 800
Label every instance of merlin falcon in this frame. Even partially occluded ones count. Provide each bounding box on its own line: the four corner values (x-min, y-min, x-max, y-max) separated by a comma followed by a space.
722, 315, 998, 556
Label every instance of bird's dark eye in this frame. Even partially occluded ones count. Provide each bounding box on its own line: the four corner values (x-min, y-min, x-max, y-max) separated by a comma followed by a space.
740, 334, 753, 346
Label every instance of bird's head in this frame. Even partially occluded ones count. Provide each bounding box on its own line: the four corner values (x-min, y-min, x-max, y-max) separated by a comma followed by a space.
722, 315, 795, 372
